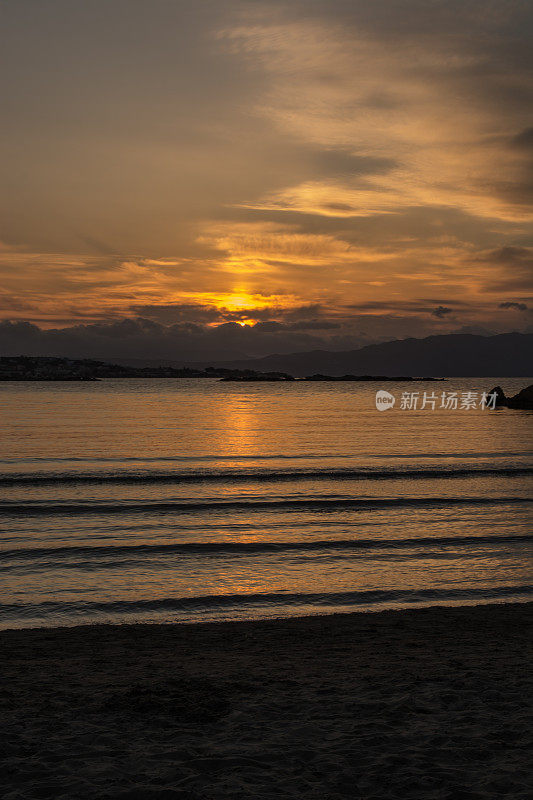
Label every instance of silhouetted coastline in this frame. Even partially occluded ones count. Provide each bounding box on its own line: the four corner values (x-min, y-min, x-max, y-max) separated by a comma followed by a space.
0, 356, 293, 382
220, 372, 446, 381
0, 357, 448, 382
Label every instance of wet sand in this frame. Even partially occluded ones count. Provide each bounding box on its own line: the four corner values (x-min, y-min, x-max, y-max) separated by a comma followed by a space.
1, 603, 532, 799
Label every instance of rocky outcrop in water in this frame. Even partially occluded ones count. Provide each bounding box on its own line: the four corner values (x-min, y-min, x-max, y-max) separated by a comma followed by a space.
487, 384, 533, 409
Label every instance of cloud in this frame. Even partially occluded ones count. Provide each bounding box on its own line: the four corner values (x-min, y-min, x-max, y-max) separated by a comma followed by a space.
432, 306, 453, 318
219, 1, 533, 224
286, 319, 340, 331
1, 234, 531, 332
197, 220, 363, 268
0, 2, 531, 333
511, 128, 533, 150
0, 317, 355, 362
2, 300, 530, 365
483, 246, 533, 264
130, 304, 226, 325
476, 246, 533, 293
129, 301, 337, 327
499, 301, 528, 311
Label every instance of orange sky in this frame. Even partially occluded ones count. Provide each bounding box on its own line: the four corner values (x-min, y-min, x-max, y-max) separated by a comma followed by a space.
0, 0, 531, 354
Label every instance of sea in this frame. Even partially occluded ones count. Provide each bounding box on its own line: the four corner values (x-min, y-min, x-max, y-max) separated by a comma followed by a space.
1, 378, 531, 629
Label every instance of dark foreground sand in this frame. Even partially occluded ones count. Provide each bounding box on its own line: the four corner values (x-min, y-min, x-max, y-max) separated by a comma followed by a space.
1, 603, 532, 800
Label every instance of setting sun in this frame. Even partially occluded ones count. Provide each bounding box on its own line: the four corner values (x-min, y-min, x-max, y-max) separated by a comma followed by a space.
180, 291, 299, 318
220, 294, 264, 312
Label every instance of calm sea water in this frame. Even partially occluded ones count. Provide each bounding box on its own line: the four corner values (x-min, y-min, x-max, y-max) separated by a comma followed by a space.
0, 378, 531, 629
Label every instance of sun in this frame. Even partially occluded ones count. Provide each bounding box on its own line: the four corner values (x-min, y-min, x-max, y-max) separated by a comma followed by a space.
221, 293, 262, 312
172, 290, 301, 324
181, 291, 292, 313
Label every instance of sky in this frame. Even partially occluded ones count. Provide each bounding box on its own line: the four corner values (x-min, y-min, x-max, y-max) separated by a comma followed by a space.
0, 0, 532, 360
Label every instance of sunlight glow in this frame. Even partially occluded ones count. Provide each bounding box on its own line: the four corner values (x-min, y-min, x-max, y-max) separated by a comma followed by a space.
180, 291, 299, 316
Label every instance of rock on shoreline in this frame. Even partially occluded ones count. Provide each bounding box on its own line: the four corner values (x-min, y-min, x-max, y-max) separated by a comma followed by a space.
488, 384, 533, 409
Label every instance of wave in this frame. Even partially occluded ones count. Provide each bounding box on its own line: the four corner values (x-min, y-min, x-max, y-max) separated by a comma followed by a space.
1, 584, 531, 619
1, 466, 531, 486
2, 533, 531, 563
0, 496, 530, 516
0, 450, 530, 466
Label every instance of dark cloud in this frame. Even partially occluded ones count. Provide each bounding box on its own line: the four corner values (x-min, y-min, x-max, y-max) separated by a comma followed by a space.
130, 304, 223, 325
273, 0, 533, 39
249, 319, 340, 333
345, 301, 460, 315
0, 314, 453, 363
2, 308, 527, 364
432, 306, 453, 318
282, 304, 325, 320
499, 301, 528, 311
511, 128, 533, 150
0, 318, 349, 362
249, 318, 340, 331
490, 177, 533, 207
0, 294, 35, 311
286, 320, 340, 331
251, 321, 284, 333
483, 246, 532, 263
130, 303, 335, 327
307, 148, 396, 179
478, 246, 533, 293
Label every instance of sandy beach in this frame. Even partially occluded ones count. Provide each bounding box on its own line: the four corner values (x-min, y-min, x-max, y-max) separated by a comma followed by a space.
1, 603, 531, 800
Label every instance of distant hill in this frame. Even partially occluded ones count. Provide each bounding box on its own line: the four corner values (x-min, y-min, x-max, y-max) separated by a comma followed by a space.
197, 333, 533, 377
4, 333, 531, 379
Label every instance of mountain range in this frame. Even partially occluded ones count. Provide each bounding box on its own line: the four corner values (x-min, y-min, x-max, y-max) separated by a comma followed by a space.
190, 333, 532, 377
